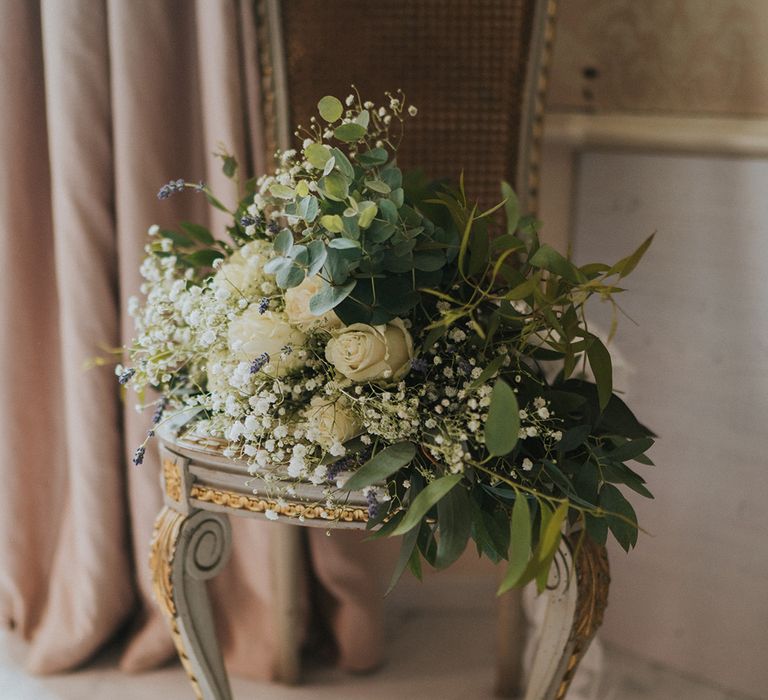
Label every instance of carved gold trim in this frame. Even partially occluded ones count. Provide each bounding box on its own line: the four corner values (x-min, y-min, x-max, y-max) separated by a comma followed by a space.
189, 484, 369, 524
555, 536, 610, 700
162, 458, 183, 502
149, 507, 203, 700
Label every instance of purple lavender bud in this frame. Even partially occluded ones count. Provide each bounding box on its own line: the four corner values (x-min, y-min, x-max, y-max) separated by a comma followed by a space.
257, 297, 269, 314
157, 179, 186, 200
366, 490, 379, 519
147, 429, 155, 438
151, 397, 167, 424
267, 221, 280, 235
118, 367, 136, 385
250, 352, 270, 374
281, 344, 293, 357
132, 445, 146, 466
240, 215, 256, 228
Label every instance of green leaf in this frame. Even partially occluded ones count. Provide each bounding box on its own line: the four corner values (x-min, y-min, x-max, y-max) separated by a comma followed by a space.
413, 251, 445, 272
184, 249, 224, 268
391, 474, 463, 536
334, 122, 367, 142
275, 262, 304, 288
357, 201, 378, 229
528, 244, 585, 284
330, 148, 354, 179
306, 240, 327, 276
262, 256, 291, 275
308, 279, 355, 315
297, 195, 319, 223
534, 502, 568, 592
600, 483, 638, 551
319, 172, 349, 202
500, 181, 520, 235
304, 142, 332, 169
610, 233, 655, 279
341, 441, 416, 492
385, 522, 420, 595
435, 485, 472, 569
498, 495, 532, 594
357, 148, 389, 167
378, 198, 399, 224
586, 335, 613, 411
389, 187, 404, 208
365, 179, 391, 194
159, 229, 194, 248
180, 222, 215, 245
320, 214, 344, 233
221, 155, 237, 178
269, 183, 295, 199
318, 95, 343, 122
273, 228, 294, 256
607, 437, 654, 463
485, 379, 520, 456
328, 238, 360, 250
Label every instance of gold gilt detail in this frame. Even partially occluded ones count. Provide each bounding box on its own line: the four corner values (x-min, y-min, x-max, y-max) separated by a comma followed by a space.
189, 484, 369, 523
162, 458, 183, 502
149, 507, 203, 700
555, 536, 611, 700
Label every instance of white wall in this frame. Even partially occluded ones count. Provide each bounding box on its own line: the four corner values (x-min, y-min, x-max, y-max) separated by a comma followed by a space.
570, 150, 768, 698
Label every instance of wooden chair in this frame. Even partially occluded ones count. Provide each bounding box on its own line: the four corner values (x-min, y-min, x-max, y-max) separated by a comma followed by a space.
149, 2, 610, 698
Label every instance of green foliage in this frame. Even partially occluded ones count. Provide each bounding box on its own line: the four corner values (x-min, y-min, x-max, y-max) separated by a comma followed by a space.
148, 92, 657, 593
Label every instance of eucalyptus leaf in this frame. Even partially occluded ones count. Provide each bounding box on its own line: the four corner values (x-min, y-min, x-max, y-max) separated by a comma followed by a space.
275, 262, 304, 288
304, 142, 332, 168
334, 122, 367, 142
308, 279, 355, 315
319, 172, 349, 202
365, 179, 391, 194
357, 147, 389, 167
318, 95, 343, 122
320, 214, 344, 233
306, 240, 327, 276
358, 201, 378, 229
330, 147, 354, 179
269, 183, 295, 199
273, 228, 294, 256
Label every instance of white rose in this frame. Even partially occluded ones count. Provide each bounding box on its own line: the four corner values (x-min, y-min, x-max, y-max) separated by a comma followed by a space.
212, 241, 272, 294
283, 275, 342, 331
228, 306, 306, 375
212, 261, 255, 295
325, 318, 413, 382
304, 396, 361, 450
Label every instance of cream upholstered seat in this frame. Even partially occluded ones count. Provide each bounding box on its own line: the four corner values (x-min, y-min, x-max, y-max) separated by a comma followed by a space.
149, 3, 610, 699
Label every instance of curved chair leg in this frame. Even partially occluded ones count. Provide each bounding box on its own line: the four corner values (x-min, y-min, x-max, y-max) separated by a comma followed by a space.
523, 536, 610, 700
150, 506, 233, 700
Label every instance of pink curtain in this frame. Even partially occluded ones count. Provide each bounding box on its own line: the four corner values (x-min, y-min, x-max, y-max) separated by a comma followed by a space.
0, 0, 390, 679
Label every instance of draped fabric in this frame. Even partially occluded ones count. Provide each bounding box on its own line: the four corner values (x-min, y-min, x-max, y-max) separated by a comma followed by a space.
0, 0, 389, 678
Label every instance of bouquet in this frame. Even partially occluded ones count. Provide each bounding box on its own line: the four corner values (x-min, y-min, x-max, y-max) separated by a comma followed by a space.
121, 89, 655, 593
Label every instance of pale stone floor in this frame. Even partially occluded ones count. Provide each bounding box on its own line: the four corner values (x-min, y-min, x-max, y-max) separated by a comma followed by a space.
1, 575, 757, 700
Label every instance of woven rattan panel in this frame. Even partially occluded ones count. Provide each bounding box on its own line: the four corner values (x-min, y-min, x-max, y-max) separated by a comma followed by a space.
279, 0, 536, 209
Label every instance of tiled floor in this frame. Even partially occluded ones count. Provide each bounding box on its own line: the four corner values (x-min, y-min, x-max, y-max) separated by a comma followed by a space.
0, 574, 757, 700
